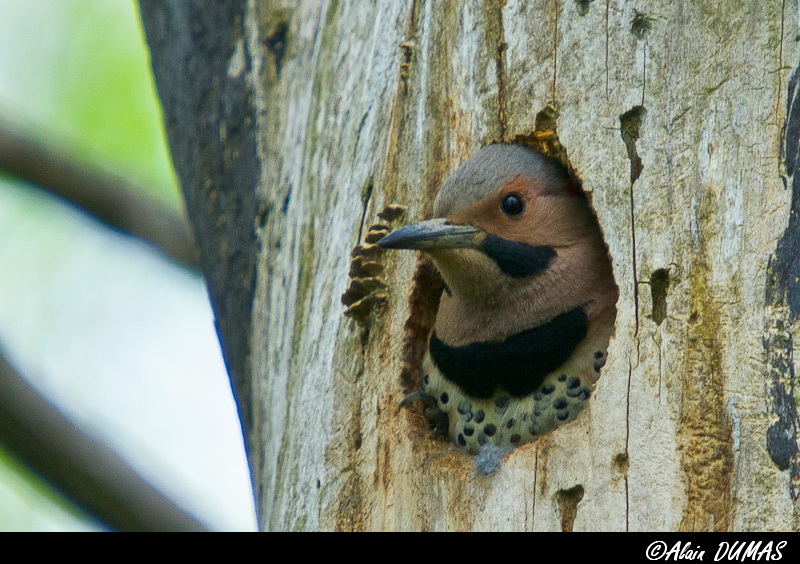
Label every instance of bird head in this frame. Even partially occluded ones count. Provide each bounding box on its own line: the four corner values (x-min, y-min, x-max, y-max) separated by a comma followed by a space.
379, 143, 616, 346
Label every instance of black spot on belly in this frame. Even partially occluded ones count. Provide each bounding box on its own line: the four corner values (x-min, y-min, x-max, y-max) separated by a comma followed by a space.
510, 434, 521, 444
554, 397, 568, 410
440, 392, 449, 404
484, 423, 497, 437
474, 410, 485, 423
429, 307, 588, 399
464, 425, 475, 436
457, 433, 466, 446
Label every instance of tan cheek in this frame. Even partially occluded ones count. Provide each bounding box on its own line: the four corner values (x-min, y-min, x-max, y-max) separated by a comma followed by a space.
449, 198, 503, 231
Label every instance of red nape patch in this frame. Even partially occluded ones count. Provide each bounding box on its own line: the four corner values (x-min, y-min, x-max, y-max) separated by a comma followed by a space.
564, 180, 583, 197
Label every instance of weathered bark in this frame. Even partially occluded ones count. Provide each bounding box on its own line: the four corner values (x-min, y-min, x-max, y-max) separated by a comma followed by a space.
140, 2, 262, 451
143, 0, 800, 531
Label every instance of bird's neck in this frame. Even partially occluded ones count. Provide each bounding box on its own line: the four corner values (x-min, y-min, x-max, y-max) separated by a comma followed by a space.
432, 243, 614, 347
433, 268, 569, 346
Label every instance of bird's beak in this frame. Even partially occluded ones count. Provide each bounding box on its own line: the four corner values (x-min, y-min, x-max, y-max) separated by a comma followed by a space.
377, 218, 482, 250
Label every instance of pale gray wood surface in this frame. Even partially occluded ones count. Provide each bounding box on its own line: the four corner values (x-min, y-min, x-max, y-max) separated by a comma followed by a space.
153, 0, 800, 531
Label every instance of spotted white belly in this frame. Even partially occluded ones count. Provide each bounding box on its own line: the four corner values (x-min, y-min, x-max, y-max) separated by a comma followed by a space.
420, 345, 606, 454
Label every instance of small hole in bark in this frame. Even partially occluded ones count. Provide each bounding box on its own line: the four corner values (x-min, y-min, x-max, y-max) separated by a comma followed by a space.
575, 0, 594, 16
555, 485, 585, 532
631, 11, 654, 39
619, 106, 646, 183
264, 20, 289, 75
650, 268, 670, 325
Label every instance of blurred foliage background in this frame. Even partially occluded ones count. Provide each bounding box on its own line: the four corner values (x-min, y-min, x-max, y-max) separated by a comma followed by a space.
0, 0, 256, 530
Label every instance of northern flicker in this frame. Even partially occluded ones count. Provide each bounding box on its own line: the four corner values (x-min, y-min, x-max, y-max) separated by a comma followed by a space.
379, 144, 617, 469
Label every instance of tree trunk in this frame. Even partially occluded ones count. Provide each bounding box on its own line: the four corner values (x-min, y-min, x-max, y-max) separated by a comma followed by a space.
142, 0, 800, 531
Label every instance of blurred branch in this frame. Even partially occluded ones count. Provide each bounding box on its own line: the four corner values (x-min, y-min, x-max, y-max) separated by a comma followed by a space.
0, 346, 210, 532
0, 120, 199, 270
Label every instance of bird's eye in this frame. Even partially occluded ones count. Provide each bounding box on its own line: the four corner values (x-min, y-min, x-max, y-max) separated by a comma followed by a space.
501, 193, 525, 216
